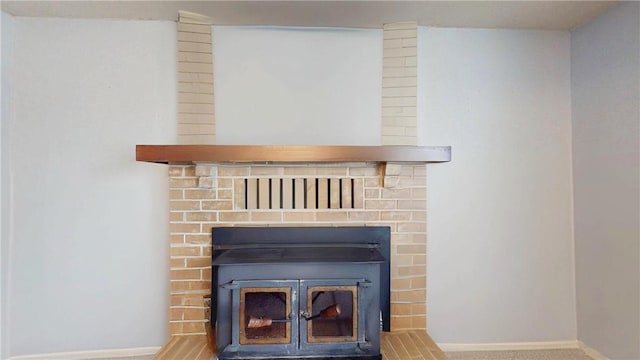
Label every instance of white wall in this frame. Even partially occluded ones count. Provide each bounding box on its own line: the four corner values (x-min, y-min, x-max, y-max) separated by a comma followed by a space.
213, 26, 382, 145
3, 12, 631, 356
1, 11, 16, 360
420, 27, 577, 343
571, 2, 640, 359
7, 18, 176, 356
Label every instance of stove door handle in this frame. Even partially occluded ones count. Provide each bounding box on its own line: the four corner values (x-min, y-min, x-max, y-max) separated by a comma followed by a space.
300, 310, 311, 320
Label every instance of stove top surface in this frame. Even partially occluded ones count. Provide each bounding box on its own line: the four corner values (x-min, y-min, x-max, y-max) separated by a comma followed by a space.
212, 245, 385, 265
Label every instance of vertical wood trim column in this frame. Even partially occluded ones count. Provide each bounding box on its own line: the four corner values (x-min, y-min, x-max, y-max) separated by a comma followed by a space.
177, 11, 215, 144
382, 22, 417, 146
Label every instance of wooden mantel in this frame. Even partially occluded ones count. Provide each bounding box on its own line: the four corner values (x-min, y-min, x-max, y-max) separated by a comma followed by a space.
135, 145, 451, 164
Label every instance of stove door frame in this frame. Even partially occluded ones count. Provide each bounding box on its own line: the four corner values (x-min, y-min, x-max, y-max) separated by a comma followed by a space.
223, 279, 300, 354
300, 278, 370, 352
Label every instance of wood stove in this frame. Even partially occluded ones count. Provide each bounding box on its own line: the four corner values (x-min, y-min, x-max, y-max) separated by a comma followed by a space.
211, 226, 390, 359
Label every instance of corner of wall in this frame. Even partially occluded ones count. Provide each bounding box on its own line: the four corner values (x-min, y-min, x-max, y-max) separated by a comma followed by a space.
1, 10, 16, 359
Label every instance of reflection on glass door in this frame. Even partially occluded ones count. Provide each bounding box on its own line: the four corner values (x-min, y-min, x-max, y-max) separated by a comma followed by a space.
240, 287, 291, 345
306, 286, 357, 343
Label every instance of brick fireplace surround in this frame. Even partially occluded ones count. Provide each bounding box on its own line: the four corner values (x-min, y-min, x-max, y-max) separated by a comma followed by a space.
168, 162, 428, 336
160, 14, 436, 340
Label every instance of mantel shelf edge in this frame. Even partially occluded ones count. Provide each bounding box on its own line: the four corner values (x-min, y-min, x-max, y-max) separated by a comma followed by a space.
135, 145, 452, 164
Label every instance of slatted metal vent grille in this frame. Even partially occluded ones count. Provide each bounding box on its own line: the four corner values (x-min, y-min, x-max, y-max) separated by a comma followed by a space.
244, 178, 361, 210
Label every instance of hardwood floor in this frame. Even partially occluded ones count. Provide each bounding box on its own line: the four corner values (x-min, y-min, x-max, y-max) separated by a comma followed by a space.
154, 334, 212, 360
381, 330, 448, 360
154, 328, 448, 360
151, 332, 597, 360
445, 349, 594, 360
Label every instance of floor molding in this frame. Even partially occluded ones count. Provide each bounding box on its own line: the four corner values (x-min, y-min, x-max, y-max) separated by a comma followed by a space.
9, 346, 160, 360
579, 341, 610, 360
438, 340, 580, 352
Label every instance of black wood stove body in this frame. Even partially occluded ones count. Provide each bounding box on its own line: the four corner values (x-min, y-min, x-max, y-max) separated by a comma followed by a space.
211, 227, 390, 360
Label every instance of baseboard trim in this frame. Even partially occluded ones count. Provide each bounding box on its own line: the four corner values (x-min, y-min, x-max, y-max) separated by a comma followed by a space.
438, 340, 581, 352
579, 341, 610, 360
9, 346, 161, 360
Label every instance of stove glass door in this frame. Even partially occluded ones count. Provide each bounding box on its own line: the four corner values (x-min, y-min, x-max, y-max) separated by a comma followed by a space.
240, 287, 292, 345
231, 279, 299, 351
300, 279, 363, 346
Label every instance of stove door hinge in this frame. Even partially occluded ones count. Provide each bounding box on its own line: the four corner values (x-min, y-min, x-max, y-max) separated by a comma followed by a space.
357, 280, 372, 288
219, 281, 239, 290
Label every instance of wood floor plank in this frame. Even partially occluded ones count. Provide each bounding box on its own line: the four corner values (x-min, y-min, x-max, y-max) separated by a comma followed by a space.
155, 335, 214, 360
408, 330, 448, 360
181, 336, 206, 359
386, 332, 414, 359
154, 336, 180, 359
381, 336, 401, 360
408, 331, 440, 360
155, 330, 447, 360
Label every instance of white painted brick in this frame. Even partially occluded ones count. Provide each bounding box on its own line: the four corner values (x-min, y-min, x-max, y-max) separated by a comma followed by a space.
382, 116, 416, 127
178, 62, 213, 74
305, 179, 316, 209
178, 52, 213, 63
178, 134, 215, 145
177, 41, 212, 53
383, 39, 403, 49
382, 126, 406, 136
383, 176, 400, 188
381, 107, 417, 117
383, 67, 417, 77
404, 127, 418, 136
268, 180, 281, 209
385, 163, 404, 176
341, 180, 353, 208
383, 29, 417, 40
178, 10, 213, 25
384, 47, 417, 58
195, 165, 217, 176
178, 72, 213, 83
178, 113, 214, 124
178, 103, 215, 114
177, 23, 211, 34
402, 38, 417, 47
178, 123, 216, 135
405, 56, 417, 67
382, 87, 417, 97
414, 166, 427, 177
250, 166, 284, 175
198, 176, 217, 189
178, 92, 214, 104
258, 178, 270, 209
382, 97, 416, 107
282, 179, 293, 209
382, 77, 417, 87
246, 179, 258, 209
383, 57, 406, 67
295, 178, 305, 209
317, 179, 329, 209
383, 22, 417, 30
381, 107, 403, 116
353, 178, 365, 208
178, 31, 212, 43
178, 82, 214, 94
382, 135, 416, 146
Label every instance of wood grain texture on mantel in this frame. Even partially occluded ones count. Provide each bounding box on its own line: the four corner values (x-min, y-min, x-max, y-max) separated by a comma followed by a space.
136, 145, 451, 164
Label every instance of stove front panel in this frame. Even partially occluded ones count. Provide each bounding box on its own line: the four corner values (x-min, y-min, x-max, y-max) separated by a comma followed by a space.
215, 263, 381, 359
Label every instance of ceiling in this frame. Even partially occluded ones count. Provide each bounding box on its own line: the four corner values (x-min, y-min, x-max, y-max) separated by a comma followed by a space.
1, 1, 619, 31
